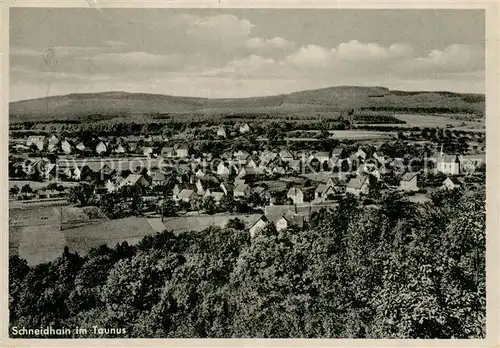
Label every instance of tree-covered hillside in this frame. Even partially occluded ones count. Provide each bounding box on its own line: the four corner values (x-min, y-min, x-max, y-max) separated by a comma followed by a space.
9, 187, 485, 338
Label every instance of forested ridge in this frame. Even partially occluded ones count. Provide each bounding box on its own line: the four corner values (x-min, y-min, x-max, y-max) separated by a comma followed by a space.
9, 187, 485, 338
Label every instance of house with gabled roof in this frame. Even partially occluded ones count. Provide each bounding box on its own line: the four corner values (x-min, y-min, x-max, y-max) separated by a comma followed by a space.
239, 123, 250, 134
287, 187, 304, 204
260, 150, 277, 164
354, 148, 367, 161
220, 182, 234, 195
61, 140, 73, 155
47, 135, 60, 152
42, 163, 57, 180
161, 146, 175, 158
204, 190, 225, 204
128, 142, 138, 153
96, 141, 107, 155
113, 144, 126, 154
346, 175, 370, 196
26, 135, 46, 151
177, 189, 197, 203
437, 153, 460, 175
234, 150, 251, 162
262, 205, 305, 232
314, 183, 336, 202
275, 213, 305, 231
217, 162, 238, 177
117, 174, 149, 189
442, 177, 462, 190
399, 172, 419, 191
249, 215, 269, 238
331, 147, 344, 159
217, 126, 227, 138
151, 172, 166, 186
247, 158, 259, 169
234, 183, 251, 199
279, 149, 294, 162
175, 145, 189, 158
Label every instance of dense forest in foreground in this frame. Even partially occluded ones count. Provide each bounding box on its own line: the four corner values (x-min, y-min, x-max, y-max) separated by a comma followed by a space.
9, 187, 485, 338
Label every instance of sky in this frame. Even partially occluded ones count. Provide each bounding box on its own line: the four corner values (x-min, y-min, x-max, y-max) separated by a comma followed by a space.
10, 8, 485, 101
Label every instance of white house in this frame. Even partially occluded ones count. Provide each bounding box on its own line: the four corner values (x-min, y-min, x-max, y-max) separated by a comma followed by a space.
286, 187, 304, 204
61, 140, 73, 155
399, 172, 419, 192
437, 154, 460, 175
217, 126, 227, 138
117, 174, 149, 189
279, 149, 294, 162
176, 147, 189, 158
217, 162, 230, 177
26, 135, 46, 151
315, 184, 336, 202
177, 189, 197, 203
354, 148, 367, 161
47, 135, 59, 152
114, 144, 126, 154
239, 123, 250, 134
346, 175, 370, 196
96, 141, 107, 155
234, 183, 251, 198
331, 147, 344, 159
76, 142, 86, 152
442, 177, 462, 190
220, 182, 234, 195
249, 216, 269, 238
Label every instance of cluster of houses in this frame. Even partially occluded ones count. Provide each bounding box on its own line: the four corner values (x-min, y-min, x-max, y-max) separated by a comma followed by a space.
13, 137, 485, 195
216, 123, 251, 138
19, 134, 176, 157
11, 130, 486, 237
17, 123, 255, 157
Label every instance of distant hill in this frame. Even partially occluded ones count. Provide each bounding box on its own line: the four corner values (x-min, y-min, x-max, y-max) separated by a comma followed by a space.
9, 86, 485, 123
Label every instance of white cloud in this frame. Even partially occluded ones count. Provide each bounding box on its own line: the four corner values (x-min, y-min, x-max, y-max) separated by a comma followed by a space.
176, 14, 254, 44
246, 37, 293, 49
287, 40, 413, 68
286, 44, 334, 68
336, 40, 413, 60
397, 44, 484, 76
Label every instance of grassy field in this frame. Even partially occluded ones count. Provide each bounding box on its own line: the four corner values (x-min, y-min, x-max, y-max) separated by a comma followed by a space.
9, 203, 261, 265
328, 130, 397, 140
394, 114, 484, 129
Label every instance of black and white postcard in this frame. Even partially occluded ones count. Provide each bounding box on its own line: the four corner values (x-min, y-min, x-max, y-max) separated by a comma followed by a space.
2, 1, 498, 347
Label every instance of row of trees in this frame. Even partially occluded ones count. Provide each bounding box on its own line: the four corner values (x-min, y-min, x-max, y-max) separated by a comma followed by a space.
9, 186, 485, 338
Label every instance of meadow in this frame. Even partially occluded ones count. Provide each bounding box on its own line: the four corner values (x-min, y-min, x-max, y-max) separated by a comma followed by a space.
9, 203, 261, 265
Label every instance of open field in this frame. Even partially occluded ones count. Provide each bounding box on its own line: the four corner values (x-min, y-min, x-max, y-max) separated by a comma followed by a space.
328, 130, 397, 140
9, 203, 261, 265
394, 114, 481, 127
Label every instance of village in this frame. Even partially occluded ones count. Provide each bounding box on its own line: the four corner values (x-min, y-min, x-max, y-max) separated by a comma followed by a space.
8, 119, 486, 241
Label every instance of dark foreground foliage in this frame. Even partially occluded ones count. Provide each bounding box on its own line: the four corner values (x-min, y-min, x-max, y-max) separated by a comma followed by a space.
9, 188, 485, 338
